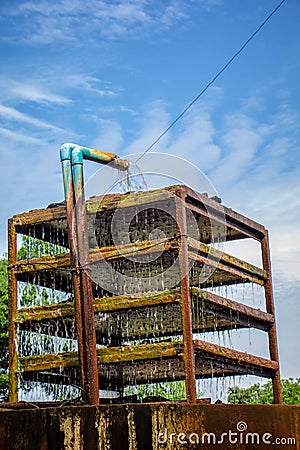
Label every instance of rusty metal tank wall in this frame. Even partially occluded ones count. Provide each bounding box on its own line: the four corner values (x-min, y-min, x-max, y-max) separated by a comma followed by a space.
0, 404, 299, 450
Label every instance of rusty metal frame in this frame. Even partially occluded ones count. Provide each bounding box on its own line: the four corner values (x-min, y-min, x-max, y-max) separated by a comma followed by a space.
7, 219, 18, 402
7, 183, 282, 404
261, 231, 282, 404
182, 186, 282, 404
175, 187, 197, 403
182, 185, 266, 241
17, 339, 279, 388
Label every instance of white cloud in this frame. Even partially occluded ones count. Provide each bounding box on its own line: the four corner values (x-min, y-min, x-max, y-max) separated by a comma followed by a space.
210, 113, 262, 186
0, 126, 43, 145
124, 101, 171, 155
166, 109, 221, 171
0, 104, 66, 133
1, 0, 193, 43
10, 83, 71, 105
65, 75, 117, 97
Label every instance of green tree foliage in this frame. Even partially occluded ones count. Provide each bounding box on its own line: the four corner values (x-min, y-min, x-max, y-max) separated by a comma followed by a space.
228, 378, 300, 405
126, 380, 187, 402
18, 236, 69, 307
0, 259, 8, 401
18, 235, 68, 260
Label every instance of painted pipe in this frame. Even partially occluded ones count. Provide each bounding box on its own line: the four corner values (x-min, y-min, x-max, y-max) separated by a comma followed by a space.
60, 144, 129, 405
60, 143, 78, 259
60, 142, 129, 258
60, 143, 129, 405
71, 145, 129, 171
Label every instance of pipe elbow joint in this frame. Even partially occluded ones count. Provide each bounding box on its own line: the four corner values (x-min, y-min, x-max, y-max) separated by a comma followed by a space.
60, 143, 78, 161
72, 146, 84, 165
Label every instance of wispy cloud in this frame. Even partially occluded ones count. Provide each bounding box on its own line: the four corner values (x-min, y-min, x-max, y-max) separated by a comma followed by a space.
65, 75, 118, 97
0, 126, 43, 145
0, 104, 66, 133
0, 0, 220, 43
210, 113, 262, 186
10, 82, 71, 105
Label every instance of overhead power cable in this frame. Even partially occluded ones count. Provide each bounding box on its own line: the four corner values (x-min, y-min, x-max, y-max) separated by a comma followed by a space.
134, 0, 287, 164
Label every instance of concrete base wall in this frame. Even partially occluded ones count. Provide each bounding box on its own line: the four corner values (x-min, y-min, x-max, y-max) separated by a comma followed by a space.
0, 404, 299, 449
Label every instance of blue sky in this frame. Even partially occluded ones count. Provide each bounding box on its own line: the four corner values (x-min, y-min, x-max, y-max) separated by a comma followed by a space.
0, 0, 299, 382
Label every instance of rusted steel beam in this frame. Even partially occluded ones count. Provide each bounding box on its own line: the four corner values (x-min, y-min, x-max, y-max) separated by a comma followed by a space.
11, 185, 172, 228
191, 287, 274, 331
16, 302, 74, 323
16, 286, 275, 347
189, 251, 265, 286
11, 207, 67, 228
188, 237, 266, 280
14, 253, 71, 273
16, 289, 181, 324
175, 189, 197, 403
182, 185, 266, 241
16, 285, 273, 328
18, 339, 278, 388
19, 351, 79, 373
85, 188, 173, 214
261, 231, 282, 404
93, 289, 181, 313
9, 184, 265, 239
92, 238, 176, 262
193, 339, 278, 372
13, 232, 265, 286
13, 238, 177, 275
7, 218, 18, 402
18, 341, 183, 373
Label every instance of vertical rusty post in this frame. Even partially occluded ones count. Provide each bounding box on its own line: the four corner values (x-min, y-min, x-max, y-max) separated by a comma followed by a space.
61, 154, 86, 402
60, 143, 128, 404
61, 145, 99, 405
175, 189, 197, 403
72, 155, 99, 405
8, 218, 18, 402
261, 231, 282, 404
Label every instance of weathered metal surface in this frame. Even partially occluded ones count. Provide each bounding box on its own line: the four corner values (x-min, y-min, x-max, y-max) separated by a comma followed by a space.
188, 237, 266, 279
175, 190, 197, 403
11, 184, 265, 240
192, 287, 274, 332
61, 144, 99, 405
8, 179, 282, 404
184, 184, 266, 241
72, 157, 99, 405
13, 236, 266, 294
193, 339, 278, 372
261, 232, 282, 404
65, 144, 128, 405
0, 404, 298, 450
7, 218, 18, 402
16, 287, 273, 331
15, 287, 274, 353
17, 339, 278, 390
